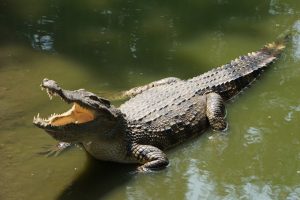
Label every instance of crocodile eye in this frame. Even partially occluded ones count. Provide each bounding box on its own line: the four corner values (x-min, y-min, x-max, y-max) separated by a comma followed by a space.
89, 95, 100, 102
100, 98, 111, 106
88, 95, 110, 106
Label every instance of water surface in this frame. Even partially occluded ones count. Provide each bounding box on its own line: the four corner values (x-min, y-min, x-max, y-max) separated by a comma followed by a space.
1, 0, 300, 199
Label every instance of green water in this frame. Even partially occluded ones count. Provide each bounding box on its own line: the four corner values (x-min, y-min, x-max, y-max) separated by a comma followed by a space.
1, 0, 300, 199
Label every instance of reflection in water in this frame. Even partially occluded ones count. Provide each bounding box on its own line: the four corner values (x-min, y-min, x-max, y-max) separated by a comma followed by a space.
242, 184, 300, 200
32, 34, 54, 51
185, 159, 216, 199
184, 158, 300, 200
269, 0, 295, 15
129, 33, 138, 59
27, 15, 57, 52
293, 20, 300, 60
242, 183, 273, 200
287, 188, 300, 200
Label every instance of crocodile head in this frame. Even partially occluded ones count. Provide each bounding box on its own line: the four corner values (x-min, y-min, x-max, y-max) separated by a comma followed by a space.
33, 79, 123, 143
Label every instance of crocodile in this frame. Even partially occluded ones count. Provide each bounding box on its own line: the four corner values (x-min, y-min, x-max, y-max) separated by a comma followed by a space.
33, 40, 285, 172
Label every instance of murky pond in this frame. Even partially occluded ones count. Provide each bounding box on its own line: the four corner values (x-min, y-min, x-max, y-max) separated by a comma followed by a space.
1, 0, 300, 199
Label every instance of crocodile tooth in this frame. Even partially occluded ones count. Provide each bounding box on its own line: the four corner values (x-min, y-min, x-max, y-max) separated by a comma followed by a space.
46, 89, 53, 100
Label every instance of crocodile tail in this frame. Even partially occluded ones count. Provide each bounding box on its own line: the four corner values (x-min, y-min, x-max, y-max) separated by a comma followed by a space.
261, 41, 286, 57
190, 37, 288, 100
217, 38, 287, 100
261, 32, 291, 57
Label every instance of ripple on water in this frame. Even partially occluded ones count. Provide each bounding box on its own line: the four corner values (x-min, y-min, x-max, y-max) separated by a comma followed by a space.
244, 127, 263, 146
224, 182, 300, 200
284, 105, 300, 122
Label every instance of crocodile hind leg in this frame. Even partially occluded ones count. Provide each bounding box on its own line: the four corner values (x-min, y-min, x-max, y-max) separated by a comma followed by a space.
206, 92, 227, 131
123, 77, 181, 98
131, 144, 169, 172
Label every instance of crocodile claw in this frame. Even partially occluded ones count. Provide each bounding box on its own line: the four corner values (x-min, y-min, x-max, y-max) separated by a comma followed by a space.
38, 142, 72, 157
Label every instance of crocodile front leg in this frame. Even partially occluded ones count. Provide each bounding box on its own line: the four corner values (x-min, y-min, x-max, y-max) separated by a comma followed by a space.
131, 144, 169, 172
123, 77, 181, 98
206, 92, 227, 131
39, 142, 73, 157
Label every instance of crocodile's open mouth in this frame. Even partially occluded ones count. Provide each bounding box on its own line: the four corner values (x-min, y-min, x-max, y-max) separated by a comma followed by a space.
33, 79, 97, 128
33, 79, 115, 142
33, 85, 95, 127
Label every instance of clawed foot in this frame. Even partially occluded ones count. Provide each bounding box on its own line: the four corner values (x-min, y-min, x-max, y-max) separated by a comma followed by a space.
129, 165, 167, 174
212, 121, 228, 132
136, 166, 152, 173
38, 142, 72, 157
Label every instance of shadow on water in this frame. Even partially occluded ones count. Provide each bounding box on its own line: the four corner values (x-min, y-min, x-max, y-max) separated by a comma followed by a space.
57, 155, 135, 200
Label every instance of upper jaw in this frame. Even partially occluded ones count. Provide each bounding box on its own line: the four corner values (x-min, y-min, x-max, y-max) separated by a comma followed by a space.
33, 78, 112, 128
40, 78, 111, 110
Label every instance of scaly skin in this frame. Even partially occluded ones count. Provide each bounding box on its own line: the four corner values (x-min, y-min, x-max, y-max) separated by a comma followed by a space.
33, 41, 285, 172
